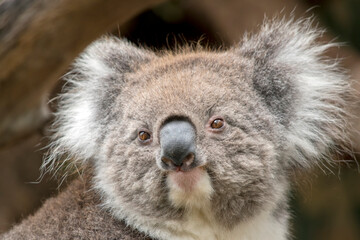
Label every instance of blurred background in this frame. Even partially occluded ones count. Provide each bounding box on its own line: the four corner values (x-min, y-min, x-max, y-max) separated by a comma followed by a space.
1, 0, 360, 239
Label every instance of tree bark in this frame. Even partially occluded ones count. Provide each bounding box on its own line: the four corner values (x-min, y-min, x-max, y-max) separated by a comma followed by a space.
0, 0, 164, 148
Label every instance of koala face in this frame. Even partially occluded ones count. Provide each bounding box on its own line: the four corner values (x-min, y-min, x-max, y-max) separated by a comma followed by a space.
94, 52, 286, 228
47, 19, 350, 238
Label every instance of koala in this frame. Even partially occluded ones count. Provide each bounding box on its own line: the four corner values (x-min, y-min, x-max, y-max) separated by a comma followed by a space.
2, 18, 351, 240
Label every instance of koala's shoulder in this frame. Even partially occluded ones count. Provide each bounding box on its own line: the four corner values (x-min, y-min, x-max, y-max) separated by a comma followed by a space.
1, 176, 152, 240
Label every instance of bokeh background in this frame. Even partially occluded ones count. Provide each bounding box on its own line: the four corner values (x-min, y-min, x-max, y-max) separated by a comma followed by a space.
1, 0, 360, 239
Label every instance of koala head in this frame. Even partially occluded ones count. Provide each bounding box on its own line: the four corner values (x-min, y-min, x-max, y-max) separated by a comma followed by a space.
45, 18, 350, 236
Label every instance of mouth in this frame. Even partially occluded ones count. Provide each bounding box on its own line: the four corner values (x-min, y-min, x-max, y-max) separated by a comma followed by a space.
166, 167, 213, 208
168, 167, 204, 192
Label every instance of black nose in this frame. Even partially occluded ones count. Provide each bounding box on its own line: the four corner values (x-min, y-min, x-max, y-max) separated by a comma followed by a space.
160, 120, 196, 171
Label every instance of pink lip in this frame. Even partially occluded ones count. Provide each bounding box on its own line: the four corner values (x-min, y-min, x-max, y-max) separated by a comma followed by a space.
168, 168, 203, 192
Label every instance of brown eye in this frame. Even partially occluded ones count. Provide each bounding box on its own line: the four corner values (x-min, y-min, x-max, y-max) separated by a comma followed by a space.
138, 131, 151, 142
211, 118, 224, 129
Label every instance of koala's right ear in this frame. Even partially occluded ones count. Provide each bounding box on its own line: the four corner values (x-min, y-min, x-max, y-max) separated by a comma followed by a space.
45, 37, 155, 168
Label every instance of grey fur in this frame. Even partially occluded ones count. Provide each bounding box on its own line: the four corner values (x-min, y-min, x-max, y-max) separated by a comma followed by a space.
3, 18, 351, 240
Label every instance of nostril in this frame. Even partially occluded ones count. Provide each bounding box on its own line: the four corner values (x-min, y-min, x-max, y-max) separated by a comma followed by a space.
161, 156, 178, 168
183, 153, 195, 167
161, 153, 195, 171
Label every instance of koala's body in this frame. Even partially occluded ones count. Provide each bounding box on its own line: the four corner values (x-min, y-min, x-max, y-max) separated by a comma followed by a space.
2, 19, 351, 240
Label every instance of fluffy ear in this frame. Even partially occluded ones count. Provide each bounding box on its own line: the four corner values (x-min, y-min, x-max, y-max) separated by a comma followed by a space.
237, 18, 351, 168
45, 37, 155, 169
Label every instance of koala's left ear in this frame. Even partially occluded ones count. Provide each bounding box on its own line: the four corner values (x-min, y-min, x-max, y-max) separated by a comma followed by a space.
235, 18, 352, 168
46, 37, 155, 168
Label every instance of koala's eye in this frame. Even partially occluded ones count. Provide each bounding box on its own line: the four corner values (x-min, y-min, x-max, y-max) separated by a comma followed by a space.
211, 119, 224, 129
138, 130, 151, 143
208, 117, 225, 133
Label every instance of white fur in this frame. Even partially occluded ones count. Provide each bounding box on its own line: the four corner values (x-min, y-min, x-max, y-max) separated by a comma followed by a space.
43, 37, 154, 173
57, 46, 112, 160
42, 39, 116, 173
160, 208, 287, 240
95, 167, 287, 240
253, 19, 349, 167
167, 169, 213, 209
159, 173, 287, 240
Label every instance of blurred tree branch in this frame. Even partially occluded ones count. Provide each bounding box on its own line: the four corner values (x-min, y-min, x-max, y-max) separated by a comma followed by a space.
0, 0, 164, 148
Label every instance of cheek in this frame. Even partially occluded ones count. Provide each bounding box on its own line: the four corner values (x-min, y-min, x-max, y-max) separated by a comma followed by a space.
111, 143, 160, 188
206, 152, 280, 225
98, 144, 181, 219
203, 133, 280, 203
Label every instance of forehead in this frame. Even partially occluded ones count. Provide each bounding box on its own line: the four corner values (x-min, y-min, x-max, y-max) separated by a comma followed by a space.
123, 52, 243, 117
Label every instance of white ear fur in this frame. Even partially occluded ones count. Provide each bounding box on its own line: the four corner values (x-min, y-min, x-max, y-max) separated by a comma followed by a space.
240, 18, 351, 168
43, 37, 151, 173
